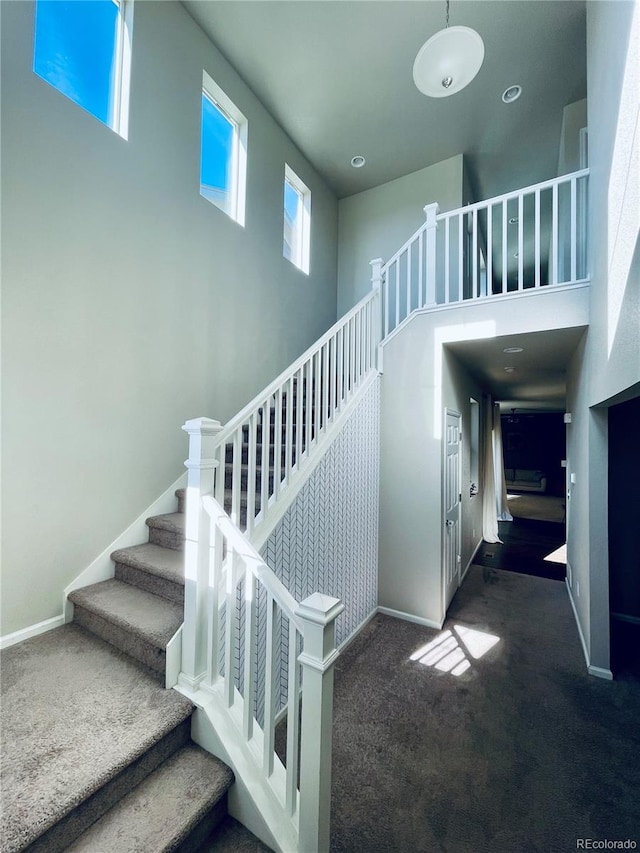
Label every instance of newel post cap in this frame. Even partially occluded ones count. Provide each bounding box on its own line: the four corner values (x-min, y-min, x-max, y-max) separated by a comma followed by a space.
181, 417, 223, 436
423, 202, 440, 228
297, 592, 345, 626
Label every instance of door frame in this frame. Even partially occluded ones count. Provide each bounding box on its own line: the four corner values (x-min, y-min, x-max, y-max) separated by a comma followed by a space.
442, 408, 462, 617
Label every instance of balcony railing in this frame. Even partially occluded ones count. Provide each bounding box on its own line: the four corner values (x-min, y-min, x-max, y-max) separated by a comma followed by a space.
372, 168, 589, 338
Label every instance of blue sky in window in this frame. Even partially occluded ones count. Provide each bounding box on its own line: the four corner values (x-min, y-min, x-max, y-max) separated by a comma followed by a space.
284, 181, 300, 224
34, 0, 118, 126
201, 95, 234, 191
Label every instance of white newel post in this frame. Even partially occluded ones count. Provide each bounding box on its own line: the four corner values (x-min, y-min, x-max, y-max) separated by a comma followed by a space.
369, 257, 383, 366
297, 592, 345, 853
181, 416, 223, 688
424, 202, 440, 307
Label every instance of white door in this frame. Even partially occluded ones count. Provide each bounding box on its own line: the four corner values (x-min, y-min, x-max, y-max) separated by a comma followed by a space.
443, 410, 462, 612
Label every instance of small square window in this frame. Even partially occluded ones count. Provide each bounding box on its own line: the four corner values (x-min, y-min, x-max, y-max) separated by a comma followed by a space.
283, 165, 310, 274
200, 72, 247, 226
33, 0, 133, 138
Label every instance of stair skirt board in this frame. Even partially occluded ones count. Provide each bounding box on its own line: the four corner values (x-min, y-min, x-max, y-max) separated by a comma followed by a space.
63, 471, 187, 622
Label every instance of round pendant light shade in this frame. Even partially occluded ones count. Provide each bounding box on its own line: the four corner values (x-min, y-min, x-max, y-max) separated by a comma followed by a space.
413, 26, 485, 97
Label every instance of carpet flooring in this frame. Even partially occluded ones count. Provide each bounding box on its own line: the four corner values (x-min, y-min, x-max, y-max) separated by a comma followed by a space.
0, 624, 195, 851
328, 567, 640, 852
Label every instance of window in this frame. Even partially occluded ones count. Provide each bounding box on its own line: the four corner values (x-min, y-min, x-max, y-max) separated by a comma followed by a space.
469, 398, 480, 496
200, 72, 247, 225
283, 165, 311, 274
33, 0, 133, 138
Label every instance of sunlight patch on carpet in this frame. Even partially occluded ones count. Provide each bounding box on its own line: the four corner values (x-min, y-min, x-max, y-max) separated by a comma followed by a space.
409, 625, 500, 676
544, 543, 567, 564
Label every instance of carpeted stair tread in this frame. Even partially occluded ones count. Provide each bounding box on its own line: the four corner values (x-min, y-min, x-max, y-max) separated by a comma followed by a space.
146, 512, 186, 534
146, 512, 186, 551
66, 744, 233, 852
69, 578, 183, 650
0, 624, 193, 853
112, 542, 185, 587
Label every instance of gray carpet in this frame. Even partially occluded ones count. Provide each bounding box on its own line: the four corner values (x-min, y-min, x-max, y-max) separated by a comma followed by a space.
0, 623, 193, 851
328, 566, 640, 852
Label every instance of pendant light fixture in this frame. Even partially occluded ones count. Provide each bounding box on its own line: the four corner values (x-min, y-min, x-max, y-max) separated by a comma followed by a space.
413, 0, 484, 98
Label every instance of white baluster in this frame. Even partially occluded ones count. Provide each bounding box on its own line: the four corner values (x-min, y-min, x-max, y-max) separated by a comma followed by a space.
297, 593, 345, 853
518, 194, 524, 290
424, 202, 439, 307
181, 417, 222, 688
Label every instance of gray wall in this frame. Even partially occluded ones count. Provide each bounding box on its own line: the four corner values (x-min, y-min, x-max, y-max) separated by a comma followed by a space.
564, 0, 639, 672
378, 285, 589, 627
336, 155, 464, 314
1, 1, 339, 635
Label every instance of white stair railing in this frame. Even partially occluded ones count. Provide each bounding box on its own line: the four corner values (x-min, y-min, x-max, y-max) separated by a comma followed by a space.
181, 416, 343, 852
178, 167, 590, 852
378, 168, 589, 337
209, 290, 379, 543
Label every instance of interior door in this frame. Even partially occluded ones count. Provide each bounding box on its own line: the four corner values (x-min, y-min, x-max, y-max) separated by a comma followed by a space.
443, 409, 462, 613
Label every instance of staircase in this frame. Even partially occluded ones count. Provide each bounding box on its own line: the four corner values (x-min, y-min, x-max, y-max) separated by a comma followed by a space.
1, 484, 271, 852
3, 168, 590, 853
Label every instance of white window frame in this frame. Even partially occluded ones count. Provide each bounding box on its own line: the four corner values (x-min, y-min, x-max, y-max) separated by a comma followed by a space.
201, 70, 247, 226
111, 0, 133, 139
283, 164, 311, 274
33, 0, 133, 139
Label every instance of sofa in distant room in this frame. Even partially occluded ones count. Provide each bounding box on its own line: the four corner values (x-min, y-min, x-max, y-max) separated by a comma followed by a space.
504, 468, 547, 493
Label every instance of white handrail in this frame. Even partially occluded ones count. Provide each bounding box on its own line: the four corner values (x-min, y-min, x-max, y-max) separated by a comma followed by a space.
437, 168, 589, 221
379, 169, 589, 336
214, 289, 378, 447
195, 494, 342, 853
212, 288, 379, 539
203, 495, 302, 632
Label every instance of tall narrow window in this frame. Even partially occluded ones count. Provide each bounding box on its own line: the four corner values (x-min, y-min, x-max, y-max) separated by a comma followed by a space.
470, 398, 480, 496
33, 0, 133, 138
283, 165, 311, 274
200, 72, 247, 225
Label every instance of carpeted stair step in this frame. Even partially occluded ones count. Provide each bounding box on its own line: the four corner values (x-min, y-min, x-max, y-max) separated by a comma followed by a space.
65, 743, 234, 853
68, 579, 183, 675
112, 542, 185, 605
1, 624, 195, 853
146, 511, 186, 551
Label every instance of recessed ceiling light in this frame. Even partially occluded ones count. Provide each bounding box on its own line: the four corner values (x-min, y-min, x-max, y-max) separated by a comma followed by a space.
504, 367, 516, 373
508, 216, 519, 225
351, 155, 366, 168
502, 85, 522, 104
503, 346, 524, 353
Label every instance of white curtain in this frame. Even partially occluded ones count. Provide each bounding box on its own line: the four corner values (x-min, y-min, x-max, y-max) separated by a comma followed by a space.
493, 403, 513, 522
482, 398, 501, 543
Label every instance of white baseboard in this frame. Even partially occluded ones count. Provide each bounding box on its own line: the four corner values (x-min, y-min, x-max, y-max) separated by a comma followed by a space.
461, 538, 483, 583
338, 608, 378, 653
0, 614, 65, 650
377, 606, 443, 631
565, 580, 613, 680
588, 664, 613, 680
565, 579, 590, 669
63, 471, 187, 621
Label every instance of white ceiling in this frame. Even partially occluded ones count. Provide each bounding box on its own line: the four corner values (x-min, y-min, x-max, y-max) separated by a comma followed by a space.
182, 0, 587, 201
446, 326, 587, 409
182, 0, 589, 408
